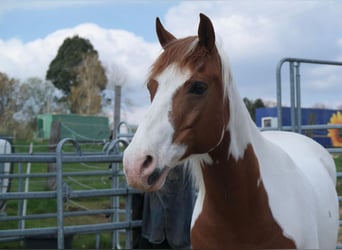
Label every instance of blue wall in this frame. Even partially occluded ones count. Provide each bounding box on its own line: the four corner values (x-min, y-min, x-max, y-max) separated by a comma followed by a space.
256, 107, 340, 148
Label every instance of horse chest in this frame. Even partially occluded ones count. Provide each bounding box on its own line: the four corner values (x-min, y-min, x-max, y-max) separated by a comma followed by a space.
190, 145, 296, 249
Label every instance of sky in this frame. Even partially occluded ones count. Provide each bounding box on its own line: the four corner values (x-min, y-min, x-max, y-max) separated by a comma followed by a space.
1, 0, 342, 125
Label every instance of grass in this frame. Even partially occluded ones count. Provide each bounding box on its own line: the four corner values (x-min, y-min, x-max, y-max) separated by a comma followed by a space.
335, 154, 342, 172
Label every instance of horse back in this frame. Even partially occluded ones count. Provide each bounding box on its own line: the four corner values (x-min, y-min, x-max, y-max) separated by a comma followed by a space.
261, 130, 336, 184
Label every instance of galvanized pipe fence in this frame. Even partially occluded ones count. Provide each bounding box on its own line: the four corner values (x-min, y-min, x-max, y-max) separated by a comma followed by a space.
0, 122, 139, 249
276, 57, 342, 132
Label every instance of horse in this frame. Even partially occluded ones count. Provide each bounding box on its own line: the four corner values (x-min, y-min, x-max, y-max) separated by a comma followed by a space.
123, 13, 339, 249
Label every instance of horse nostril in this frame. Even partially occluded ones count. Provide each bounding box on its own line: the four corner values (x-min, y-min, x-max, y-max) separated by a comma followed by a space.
142, 155, 153, 168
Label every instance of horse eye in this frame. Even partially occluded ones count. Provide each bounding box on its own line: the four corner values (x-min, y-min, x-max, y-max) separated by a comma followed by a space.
188, 81, 208, 95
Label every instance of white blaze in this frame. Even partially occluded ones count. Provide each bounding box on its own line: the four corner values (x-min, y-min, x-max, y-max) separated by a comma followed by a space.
124, 63, 190, 174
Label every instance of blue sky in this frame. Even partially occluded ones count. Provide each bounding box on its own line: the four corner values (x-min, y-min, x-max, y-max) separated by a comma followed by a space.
1, 1, 178, 42
1, 1, 342, 125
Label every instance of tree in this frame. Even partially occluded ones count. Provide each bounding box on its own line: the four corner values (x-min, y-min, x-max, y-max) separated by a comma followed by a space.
13, 77, 66, 122
243, 97, 265, 121
46, 35, 95, 94
0, 72, 18, 134
0, 72, 16, 113
70, 52, 107, 114
46, 35, 107, 114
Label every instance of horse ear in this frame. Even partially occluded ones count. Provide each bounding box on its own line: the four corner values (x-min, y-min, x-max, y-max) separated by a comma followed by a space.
156, 17, 176, 49
198, 13, 215, 51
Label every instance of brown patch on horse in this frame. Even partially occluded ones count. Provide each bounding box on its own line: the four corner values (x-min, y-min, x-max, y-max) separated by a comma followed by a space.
191, 132, 296, 249
146, 79, 158, 102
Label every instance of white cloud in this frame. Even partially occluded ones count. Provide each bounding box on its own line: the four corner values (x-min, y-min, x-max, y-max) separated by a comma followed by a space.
0, 23, 160, 85
165, 1, 342, 60
163, 1, 342, 109
1, 1, 342, 125
0, 37, 58, 80
165, 2, 280, 59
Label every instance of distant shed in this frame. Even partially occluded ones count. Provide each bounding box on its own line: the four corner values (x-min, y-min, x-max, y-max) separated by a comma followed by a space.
37, 114, 110, 141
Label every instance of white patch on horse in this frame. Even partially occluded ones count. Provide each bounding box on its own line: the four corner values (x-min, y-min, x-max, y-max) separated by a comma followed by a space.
187, 153, 213, 229
124, 63, 190, 178
216, 44, 257, 161
256, 131, 339, 248
257, 178, 261, 188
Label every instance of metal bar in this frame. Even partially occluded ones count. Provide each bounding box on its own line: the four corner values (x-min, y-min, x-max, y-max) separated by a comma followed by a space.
0, 220, 142, 238
276, 58, 285, 130
295, 62, 302, 134
5, 170, 117, 179
104, 138, 130, 249
1, 191, 56, 200
280, 57, 342, 66
327, 148, 342, 153
112, 162, 120, 249
17, 163, 24, 231
300, 124, 342, 130
56, 139, 73, 249
289, 62, 296, 132
0, 153, 122, 163
264, 124, 342, 131
0, 208, 116, 221
0, 188, 139, 200
125, 192, 133, 249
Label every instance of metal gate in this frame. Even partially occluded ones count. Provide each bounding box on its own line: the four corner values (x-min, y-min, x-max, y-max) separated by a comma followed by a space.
0, 122, 139, 249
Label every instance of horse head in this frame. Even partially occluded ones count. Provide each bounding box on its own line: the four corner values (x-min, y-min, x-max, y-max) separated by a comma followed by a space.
123, 13, 229, 191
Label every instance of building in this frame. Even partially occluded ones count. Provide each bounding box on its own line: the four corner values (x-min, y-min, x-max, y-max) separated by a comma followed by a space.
37, 113, 110, 141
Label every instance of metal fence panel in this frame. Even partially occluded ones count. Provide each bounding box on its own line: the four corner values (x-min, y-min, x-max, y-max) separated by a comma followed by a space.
0, 137, 140, 249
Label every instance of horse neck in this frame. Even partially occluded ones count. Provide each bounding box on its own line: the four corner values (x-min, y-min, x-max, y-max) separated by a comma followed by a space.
194, 78, 265, 211
227, 80, 262, 160
191, 119, 296, 249
216, 44, 262, 160
204, 131, 262, 204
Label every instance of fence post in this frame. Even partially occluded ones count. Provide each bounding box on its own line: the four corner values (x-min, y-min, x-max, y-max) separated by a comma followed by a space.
55, 140, 65, 250
106, 139, 129, 249
55, 138, 80, 250
17, 163, 24, 231
47, 121, 61, 190
294, 62, 302, 134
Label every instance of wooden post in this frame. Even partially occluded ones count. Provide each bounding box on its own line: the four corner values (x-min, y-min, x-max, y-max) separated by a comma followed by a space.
47, 121, 61, 190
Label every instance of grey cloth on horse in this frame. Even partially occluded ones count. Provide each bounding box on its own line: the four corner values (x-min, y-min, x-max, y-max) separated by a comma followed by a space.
141, 165, 196, 249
